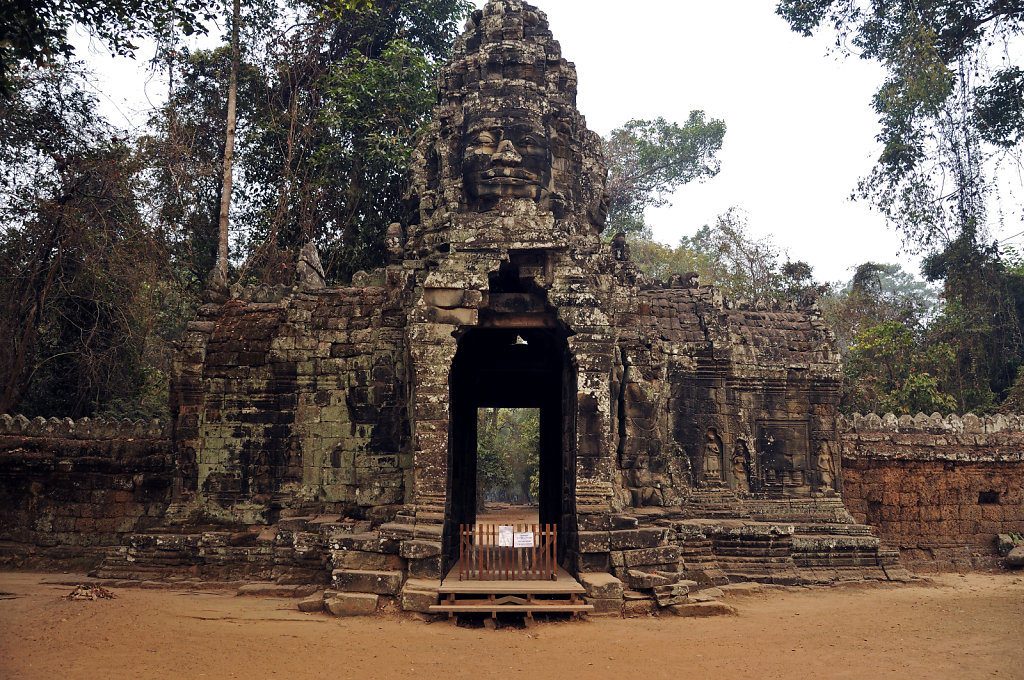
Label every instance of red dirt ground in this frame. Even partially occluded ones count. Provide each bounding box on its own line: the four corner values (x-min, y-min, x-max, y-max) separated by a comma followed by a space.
1, 571, 1021, 680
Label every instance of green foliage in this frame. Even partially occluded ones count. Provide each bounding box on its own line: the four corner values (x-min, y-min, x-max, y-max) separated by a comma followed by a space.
778, 1, 1024, 415
630, 208, 821, 302
231, 0, 470, 282
0, 62, 185, 418
0, 0, 222, 97
476, 408, 539, 507
842, 320, 958, 414
0, 0, 469, 418
603, 113, 726, 238
776, 0, 1023, 253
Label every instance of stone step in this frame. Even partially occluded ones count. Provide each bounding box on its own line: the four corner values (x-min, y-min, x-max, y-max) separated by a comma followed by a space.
378, 523, 415, 539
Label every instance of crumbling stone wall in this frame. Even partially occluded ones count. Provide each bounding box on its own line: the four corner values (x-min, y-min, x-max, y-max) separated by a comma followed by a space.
840, 412, 1024, 568
610, 287, 843, 510
0, 414, 173, 567
172, 273, 413, 524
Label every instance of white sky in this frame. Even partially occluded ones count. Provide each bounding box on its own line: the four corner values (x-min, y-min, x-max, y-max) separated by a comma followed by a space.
76, 0, 1024, 283
484, 0, 906, 283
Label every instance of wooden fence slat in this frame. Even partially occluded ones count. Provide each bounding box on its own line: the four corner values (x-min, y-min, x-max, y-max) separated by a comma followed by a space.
455, 522, 559, 581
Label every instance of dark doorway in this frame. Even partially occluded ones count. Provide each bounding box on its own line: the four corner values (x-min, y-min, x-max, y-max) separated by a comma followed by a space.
445, 327, 575, 572
476, 407, 540, 522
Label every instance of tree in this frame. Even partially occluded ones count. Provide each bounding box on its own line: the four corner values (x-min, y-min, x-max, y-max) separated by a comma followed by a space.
820, 261, 938, 353
0, 0, 221, 97
631, 208, 818, 301
0, 62, 175, 417
603, 113, 726, 238
776, 0, 1023, 252
215, 0, 240, 282
476, 408, 539, 508
234, 0, 470, 283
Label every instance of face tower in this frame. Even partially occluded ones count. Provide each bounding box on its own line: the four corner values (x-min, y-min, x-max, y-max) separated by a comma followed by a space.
406, 0, 610, 256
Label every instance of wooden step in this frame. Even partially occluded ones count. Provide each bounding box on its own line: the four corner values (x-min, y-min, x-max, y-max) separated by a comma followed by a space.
429, 603, 593, 614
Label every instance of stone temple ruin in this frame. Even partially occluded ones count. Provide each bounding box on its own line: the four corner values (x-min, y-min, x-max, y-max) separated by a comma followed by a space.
2, 0, 1022, 616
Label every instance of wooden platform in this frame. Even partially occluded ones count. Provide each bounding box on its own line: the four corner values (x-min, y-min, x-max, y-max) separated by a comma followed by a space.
429, 566, 593, 619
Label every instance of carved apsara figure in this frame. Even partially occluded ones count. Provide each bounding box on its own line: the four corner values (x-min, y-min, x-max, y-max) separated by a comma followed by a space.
703, 428, 723, 483
732, 439, 750, 492
817, 448, 836, 491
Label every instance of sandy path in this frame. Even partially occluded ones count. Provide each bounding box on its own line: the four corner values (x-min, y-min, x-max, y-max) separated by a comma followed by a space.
0, 571, 1021, 680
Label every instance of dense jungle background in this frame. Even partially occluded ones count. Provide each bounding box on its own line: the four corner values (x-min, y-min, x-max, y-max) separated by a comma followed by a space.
3, 0, 1024, 420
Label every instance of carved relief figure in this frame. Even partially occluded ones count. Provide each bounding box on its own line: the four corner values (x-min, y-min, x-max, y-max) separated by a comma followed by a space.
817, 447, 836, 492
732, 439, 750, 492
703, 428, 723, 483
463, 110, 552, 210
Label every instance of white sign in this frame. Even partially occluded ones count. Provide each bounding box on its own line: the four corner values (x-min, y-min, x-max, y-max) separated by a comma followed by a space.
513, 532, 535, 548
498, 525, 514, 547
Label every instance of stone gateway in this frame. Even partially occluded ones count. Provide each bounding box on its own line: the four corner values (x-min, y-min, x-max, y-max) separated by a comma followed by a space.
26, 0, 1024, 614
162, 0, 900, 597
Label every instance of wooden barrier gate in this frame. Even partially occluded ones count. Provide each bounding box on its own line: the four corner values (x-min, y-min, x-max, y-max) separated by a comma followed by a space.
457, 523, 557, 581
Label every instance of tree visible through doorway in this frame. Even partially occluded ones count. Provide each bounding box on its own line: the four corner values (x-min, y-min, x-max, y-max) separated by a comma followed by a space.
476, 407, 540, 524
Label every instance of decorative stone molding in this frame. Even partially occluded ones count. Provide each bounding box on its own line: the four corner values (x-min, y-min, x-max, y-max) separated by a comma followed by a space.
0, 414, 168, 440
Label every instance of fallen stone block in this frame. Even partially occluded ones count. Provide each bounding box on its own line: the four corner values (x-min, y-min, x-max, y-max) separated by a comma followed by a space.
579, 572, 623, 600
325, 593, 378, 617
1006, 545, 1024, 569
298, 592, 325, 612
624, 569, 671, 590
653, 582, 691, 607
996, 534, 1015, 557
718, 582, 771, 597
667, 601, 738, 618
688, 587, 724, 603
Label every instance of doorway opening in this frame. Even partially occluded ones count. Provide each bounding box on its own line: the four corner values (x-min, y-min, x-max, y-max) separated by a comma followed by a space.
476, 407, 540, 524
446, 327, 575, 571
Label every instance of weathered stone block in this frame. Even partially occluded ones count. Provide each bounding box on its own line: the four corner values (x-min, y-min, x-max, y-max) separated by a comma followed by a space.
577, 531, 610, 553
1007, 545, 1024, 568
298, 592, 325, 612
331, 569, 403, 595
609, 528, 664, 550
585, 597, 622, 616
399, 539, 441, 560
236, 583, 303, 598
400, 579, 440, 613
326, 593, 378, 616
575, 552, 610, 572
330, 550, 402, 571
407, 556, 442, 579
622, 546, 679, 568
623, 569, 671, 590
579, 572, 623, 600
623, 598, 656, 618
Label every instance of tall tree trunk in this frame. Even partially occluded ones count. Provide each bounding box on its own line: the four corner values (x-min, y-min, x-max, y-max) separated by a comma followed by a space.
217, 0, 240, 279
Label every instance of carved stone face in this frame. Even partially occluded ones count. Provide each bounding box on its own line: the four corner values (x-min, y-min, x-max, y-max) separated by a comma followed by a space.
462, 110, 551, 209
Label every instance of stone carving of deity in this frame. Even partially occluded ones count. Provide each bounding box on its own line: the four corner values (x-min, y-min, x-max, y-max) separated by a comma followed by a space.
732, 440, 750, 492
817, 448, 835, 492
703, 428, 723, 483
